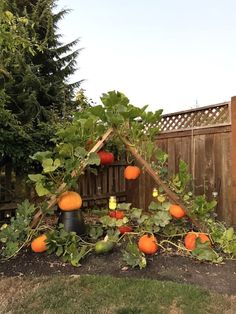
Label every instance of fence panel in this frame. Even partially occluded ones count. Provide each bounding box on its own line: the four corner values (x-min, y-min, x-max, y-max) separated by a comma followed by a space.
75, 161, 127, 208
127, 102, 234, 225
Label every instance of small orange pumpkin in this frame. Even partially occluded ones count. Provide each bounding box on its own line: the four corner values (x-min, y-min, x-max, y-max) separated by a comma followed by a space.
169, 204, 186, 219
31, 234, 47, 253
138, 234, 158, 255
58, 191, 82, 211
184, 232, 211, 251
124, 166, 141, 180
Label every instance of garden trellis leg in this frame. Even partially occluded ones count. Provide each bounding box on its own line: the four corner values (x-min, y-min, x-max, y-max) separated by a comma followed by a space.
119, 135, 202, 230
31, 128, 114, 228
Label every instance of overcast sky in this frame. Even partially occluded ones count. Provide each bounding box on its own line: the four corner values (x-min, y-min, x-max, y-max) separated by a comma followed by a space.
57, 0, 236, 113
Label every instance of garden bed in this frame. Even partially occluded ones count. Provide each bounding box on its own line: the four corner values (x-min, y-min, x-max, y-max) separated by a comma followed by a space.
0, 245, 235, 296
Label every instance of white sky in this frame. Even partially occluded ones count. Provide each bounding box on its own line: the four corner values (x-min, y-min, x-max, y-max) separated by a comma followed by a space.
57, 0, 236, 113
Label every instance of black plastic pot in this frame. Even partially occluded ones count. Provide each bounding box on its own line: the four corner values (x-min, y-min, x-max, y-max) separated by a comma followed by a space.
58, 209, 86, 236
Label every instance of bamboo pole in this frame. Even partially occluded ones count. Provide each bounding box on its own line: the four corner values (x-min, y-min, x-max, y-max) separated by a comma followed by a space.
31, 128, 114, 227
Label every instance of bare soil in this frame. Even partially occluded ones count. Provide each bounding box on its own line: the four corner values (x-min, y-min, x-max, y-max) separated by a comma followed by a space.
0, 246, 235, 296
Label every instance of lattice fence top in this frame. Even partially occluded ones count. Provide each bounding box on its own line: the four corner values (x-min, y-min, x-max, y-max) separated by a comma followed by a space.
157, 102, 231, 132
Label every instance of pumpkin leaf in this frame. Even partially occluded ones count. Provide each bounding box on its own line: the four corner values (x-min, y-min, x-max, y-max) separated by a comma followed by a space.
191, 240, 222, 262
148, 201, 159, 211
71, 245, 89, 267
153, 211, 172, 227
130, 208, 142, 219
117, 203, 132, 211
42, 158, 61, 173
116, 218, 128, 227
86, 152, 101, 166
74, 147, 87, 158
56, 246, 63, 257
160, 201, 172, 211
30, 151, 52, 162
35, 182, 50, 197
58, 143, 73, 158
89, 226, 104, 240
89, 105, 106, 120
100, 216, 117, 228
137, 214, 149, 224
28, 174, 45, 182
224, 227, 235, 241
122, 242, 147, 269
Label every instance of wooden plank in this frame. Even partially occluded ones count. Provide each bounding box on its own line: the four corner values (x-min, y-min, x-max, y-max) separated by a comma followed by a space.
231, 97, 236, 226
204, 134, 215, 198
167, 138, 176, 176
213, 133, 224, 219
108, 166, 114, 193
157, 124, 231, 139
220, 133, 232, 224
0, 202, 17, 211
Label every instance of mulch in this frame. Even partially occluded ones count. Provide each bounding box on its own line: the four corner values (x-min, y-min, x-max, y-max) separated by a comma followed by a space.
0, 246, 235, 295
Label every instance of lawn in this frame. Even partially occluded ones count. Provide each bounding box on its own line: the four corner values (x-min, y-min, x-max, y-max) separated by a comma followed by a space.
0, 275, 235, 314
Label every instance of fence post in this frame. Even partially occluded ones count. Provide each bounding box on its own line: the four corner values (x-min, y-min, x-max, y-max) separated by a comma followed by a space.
231, 96, 236, 227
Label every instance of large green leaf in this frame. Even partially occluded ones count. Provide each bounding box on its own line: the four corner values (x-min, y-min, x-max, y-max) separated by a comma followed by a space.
87, 152, 101, 165
28, 174, 45, 182
35, 182, 50, 196
122, 242, 147, 269
42, 158, 61, 173
191, 240, 222, 262
30, 151, 52, 162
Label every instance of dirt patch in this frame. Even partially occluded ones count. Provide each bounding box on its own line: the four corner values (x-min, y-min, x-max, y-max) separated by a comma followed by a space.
0, 246, 235, 295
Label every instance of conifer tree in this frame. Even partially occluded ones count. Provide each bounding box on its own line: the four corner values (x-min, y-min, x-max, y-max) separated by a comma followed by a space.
5, 0, 81, 123
1, 0, 81, 173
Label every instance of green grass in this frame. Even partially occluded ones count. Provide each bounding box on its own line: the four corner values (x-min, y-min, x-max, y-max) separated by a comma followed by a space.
0, 275, 234, 314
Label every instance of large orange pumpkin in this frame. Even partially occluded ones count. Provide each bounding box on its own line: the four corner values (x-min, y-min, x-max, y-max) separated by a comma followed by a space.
124, 166, 141, 180
58, 191, 82, 211
169, 204, 186, 219
138, 234, 158, 255
31, 234, 47, 253
184, 232, 211, 250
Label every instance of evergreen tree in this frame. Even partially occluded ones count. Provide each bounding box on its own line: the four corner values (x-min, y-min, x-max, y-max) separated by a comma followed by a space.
5, 0, 81, 123
0, 0, 81, 173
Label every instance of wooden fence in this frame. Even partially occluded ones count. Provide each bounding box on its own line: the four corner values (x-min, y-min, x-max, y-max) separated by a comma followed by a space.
0, 161, 128, 222
127, 100, 235, 226
1, 98, 236, 226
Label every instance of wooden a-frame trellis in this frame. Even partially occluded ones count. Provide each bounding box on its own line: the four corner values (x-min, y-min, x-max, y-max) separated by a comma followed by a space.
31, 127, 197, 228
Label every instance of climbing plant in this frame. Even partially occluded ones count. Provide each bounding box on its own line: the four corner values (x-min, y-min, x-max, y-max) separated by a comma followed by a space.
1, 91, 236, 266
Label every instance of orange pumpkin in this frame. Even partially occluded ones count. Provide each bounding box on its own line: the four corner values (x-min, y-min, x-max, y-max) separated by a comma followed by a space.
58, 191, 82, 211
169, 204, 186, 219
138, 234, 158, 255
124, 166, 141, 180
184, 232, 211, 250
31, 234, 47, 253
